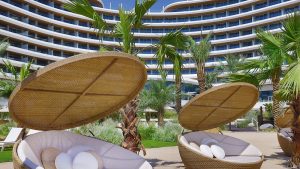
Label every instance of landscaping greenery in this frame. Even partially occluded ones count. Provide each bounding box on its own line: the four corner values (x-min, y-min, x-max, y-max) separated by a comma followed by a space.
139, 76, 175, 126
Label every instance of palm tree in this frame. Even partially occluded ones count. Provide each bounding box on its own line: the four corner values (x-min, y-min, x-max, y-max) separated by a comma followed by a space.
0, 38, 9, 57
65, 0, 156, 155
139, 75, 175, 126
0, 60, 32, 98
189, 34, 212, 93
154, 30, 191, 113
229, 30, 287, 126
275, 13, 300, 167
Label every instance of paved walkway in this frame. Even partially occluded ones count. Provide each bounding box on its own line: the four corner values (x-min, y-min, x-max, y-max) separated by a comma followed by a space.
0, 131, 292, 169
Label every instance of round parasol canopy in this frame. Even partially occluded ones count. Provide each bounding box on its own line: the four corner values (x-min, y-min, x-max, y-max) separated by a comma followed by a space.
178, 83, 259, 131
9, 52, 147, 130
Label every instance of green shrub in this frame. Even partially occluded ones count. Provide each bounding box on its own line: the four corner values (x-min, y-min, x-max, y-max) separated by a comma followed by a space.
0, 122, 16, 140
237, 119, 251, 128
138, 122, 182, 142
73, 119, 123, 145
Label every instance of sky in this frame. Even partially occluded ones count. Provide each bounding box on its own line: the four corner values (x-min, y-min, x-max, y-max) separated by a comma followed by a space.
101, 0, 182, 12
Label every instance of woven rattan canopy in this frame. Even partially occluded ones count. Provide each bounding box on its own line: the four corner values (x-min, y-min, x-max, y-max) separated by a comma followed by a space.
179, 83, 259, 131
9, 52, 147, 130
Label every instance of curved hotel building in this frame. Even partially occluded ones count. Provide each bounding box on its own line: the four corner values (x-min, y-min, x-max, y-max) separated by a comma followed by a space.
0, 0, 300, 103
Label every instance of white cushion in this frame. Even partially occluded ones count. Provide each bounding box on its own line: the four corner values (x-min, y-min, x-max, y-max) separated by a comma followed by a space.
211, 144, 225, 159
87, 151, 104, 169
55, 153, 72, 169
223, 156, 262, 163
67, 145, 93, 159
201, 138, 219, 146
199, 144, 213, 158
73, 152, 98, 169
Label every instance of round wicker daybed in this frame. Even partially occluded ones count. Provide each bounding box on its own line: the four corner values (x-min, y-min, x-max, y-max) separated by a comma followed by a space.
277, 128, 293, 157
178, 83, 264, 169
9, 52, 152, 169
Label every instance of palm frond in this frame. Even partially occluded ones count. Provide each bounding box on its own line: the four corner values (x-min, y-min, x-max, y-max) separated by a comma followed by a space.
0, 38, 9, 57
228, 73, 260, 87
64, 0, 108, 37
134, 0, 156, 28
278, 61, 300, 101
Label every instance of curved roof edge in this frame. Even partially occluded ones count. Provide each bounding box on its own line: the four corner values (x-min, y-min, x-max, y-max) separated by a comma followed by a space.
164, 0, 211, 12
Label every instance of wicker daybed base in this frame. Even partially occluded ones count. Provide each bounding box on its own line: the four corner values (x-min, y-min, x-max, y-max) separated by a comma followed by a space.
277, 130, 293, 157
178, 132, 264, 169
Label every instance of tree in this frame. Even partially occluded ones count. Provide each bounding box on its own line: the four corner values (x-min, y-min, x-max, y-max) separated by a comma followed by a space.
275, 13, 300, 167
0, 60, 32, 98
189, 34, 212, 93
229, 29, 287, 126
154, 30, 192, 113
0, 39, 32, 98
139, 76, 175, 126
65, 0, 156, 155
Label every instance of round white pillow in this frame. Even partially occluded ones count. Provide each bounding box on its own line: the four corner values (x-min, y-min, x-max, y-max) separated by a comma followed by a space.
73, 152, 98, 169
201, 138, 219, 146
211, 144, 225, 159
55, 153, 72, 169
199, 144, 213, 158
67, 145, 93, 159
189, 142, 199, 149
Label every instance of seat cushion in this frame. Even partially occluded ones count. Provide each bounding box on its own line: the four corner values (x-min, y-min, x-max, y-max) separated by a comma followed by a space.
223, 156, 262, 163
41, 147, 61, 169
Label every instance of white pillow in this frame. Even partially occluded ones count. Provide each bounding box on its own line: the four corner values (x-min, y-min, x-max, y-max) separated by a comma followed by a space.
199, 144, 214, 158
201, 138, 219, 146
211, 144, 225, 159
73, 152, 98, 169
67, 145, 94, 159
87, 151, 104, 169
55, 153, 72, 169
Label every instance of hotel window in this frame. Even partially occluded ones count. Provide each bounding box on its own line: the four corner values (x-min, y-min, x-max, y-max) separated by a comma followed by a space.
165, 18, 176, 22
203, 3, 214, 9
242, 41, 252, 47
216, 45, 227, 51
53, 50, 61, 56
53, 39, 61, 45
228, 10, 239, 16
242, 30, 252, 35
78, 32, 87, 38
152, 18, 163, 23
269, 0, 281, 5
63, 30, 75, 36
254, 2, 267, 9
54, 26, 62, 33
28, 32, 35, 38
205, 68, 214, 72
269, 23, 282, 29
203, 25, 214, 30
177, 17, 187, 22
241, 7, 251, 13
216, 1, 227, 7
37, 59, 49, 66
28, 45, 36, 51
54, 15, 62, 21
284, 6, 299, 14
254, 14, 267, 21
140, 29, 151, 33
79, 21, 88, 27
203, 14, 213, 20
29, 6, 36, 13
216, 12, 226, 18
190, 16, 201, 21
103, 14, 113, 20
191, 27, 201, 32
242, 18, 252, 24
89, 34, 98, 39
216, 23, 226, 29
229, 43, 239, 49
229, 20, 239, 27
36, 47, 48, 54
63, 41, 74, 47
37, 10, 49, 17
152, 28, 163, 33
64, 18, 74, 24
255, 39, 261, 44
269, 10, 281, 18
89, 45, 98, 50
9, 27, 22, 34
228, 0, 239, 4
10, 40, 22, 48
78, 43, 88, 49
215, 34, 226, 40
63, 52, 73, 58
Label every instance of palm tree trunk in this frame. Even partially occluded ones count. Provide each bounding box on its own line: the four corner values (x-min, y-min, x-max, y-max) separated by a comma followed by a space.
119, 97, 146, 155
197, 63, 206, 93
157, 107, 165, 127
291, 96, 300, 167
175, 74, 182, 113
272, 78, 281, 127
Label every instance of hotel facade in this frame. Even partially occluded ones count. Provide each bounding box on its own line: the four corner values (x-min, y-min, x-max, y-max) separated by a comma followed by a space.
0, 0, 300, 103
